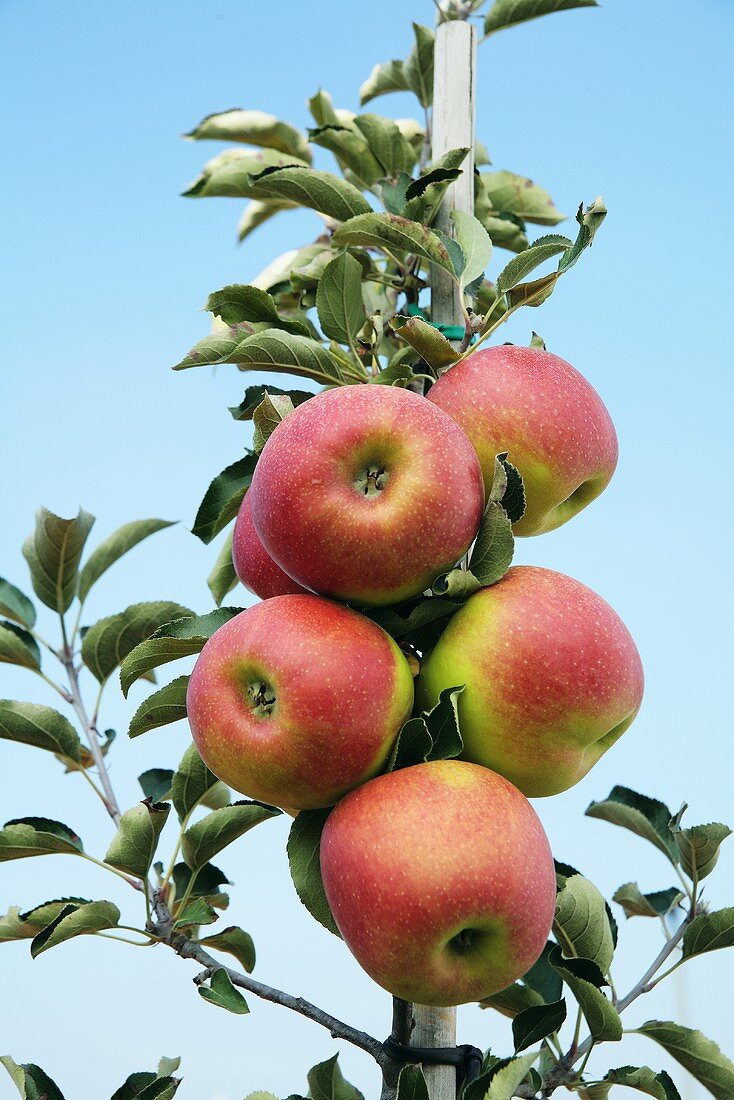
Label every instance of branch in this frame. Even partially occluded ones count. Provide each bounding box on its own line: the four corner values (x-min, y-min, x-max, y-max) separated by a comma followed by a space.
60, 645, 121, 825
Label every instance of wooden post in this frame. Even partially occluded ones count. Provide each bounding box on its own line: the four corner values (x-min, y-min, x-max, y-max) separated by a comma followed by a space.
410, 18, 477, 1100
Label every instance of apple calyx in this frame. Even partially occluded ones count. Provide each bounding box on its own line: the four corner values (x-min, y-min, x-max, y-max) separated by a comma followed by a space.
245, 679, 277, 718
353, 464, 390, 498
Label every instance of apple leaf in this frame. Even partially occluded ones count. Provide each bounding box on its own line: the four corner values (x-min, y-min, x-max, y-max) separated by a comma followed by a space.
238, 198, 294, 242
0, 1057, 66, 1100
307, 1055, 365, 1100
30, 899, 120, 958
198, 967, 250, 1015
207, 533, 238, 608
479, 982, 544, 1018
252, 392, 295, 453
22, 507, 95, 614
171, 744, 223, 823
451, 211, 492, 292
182, 801, 280, 870
0, 578, 36, 629
82, 601, 193, 685
199, 926, 256, 973
120, 609, 242, 696
524, 940, 563, 1003
245, 165, 372, 222
403, 24, 435, 109
190, 455, 258, 544
0, 818, 83, 861
469, 502, 514, 586
682, 908, 734, 962
332, 213, 456, 278
185, 108, 311, 162
174, 898, 219, 929
635, 1021, 734, 1099
423, 685, 465, 759
359, 59, 410, 106
512, 998, 567, 1053
599, 1066, 681, 1100
403, 148, 469, 225
496, 234, 572, 294
498, 456, 526, 524
395, 1066, 428, 1100
549, 945, 621, 1042
0, 622, 41, 671
671, 821, 731, 883
389, 316, 459, 371
613, 883, 684, 920
78, 519, 175, 604
484, 0, 599, 36
482, 1052, 539, 1100
431, 569, 482, 600
316, 253, 367, 347
230, 385, 314, 422
104, 800, 171, 879
183, 147, 309, 199
0, 898, 91, 943
138, 769, 174, 803
287, 809, 341, 938
204, 284, 310, 335
585, 786, 680, 864
354, 114, 417, 177
387, 717, 433, 772
554, 873, 615, 974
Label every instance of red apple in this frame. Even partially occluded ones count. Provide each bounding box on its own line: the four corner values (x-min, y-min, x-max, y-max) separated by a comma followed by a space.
249, 385, 485, 606
320, 760, 556, 1006
416, 566, 644, 797
232, 491, 310, 600
427, 344, 618, 536
186, 594, 414, 810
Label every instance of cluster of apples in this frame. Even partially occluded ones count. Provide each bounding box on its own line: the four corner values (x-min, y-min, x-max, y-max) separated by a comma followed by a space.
186, 344, 644, 1007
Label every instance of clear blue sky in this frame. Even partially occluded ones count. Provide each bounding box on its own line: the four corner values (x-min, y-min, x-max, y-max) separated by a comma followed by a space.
1, 1, 733, 1097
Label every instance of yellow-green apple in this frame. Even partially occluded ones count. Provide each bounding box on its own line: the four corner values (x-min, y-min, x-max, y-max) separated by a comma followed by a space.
416, 566, 644, 797
186, 593, 414, 810
320, 759, 556, 1006
427, 344, 618, 536
233, 492, 310, 600
249, 385, 485, 606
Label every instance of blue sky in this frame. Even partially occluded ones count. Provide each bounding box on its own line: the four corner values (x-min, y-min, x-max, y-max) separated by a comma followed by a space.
1, 1, 733, 1097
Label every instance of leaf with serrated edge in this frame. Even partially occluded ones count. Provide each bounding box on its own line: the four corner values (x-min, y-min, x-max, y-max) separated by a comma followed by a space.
390, 316, 459, 370
253, 393, 295, 453
0, 623, 41, 671
636, 1021, 734, 1100
182, 801, 279, 870
0, 817, 83, 861
205, 283, 308, 335
451, 211, 492, 291
200, 926, 256, 973
185, 108, 311, 162
138, 768, 174, 802
82, 601, 193, 684
585, 786, 679, 863
120, 609, 242, 696
22, 507, 95, 614
395, 1066, 428, 1100
78, 519, 174, 603
549, 946, 621, 1042
198, 967, 249, 1014
484, 0, 598, 36
189, 455, 258, 545
359, 59, 409, 105
30, 899, 120, 957
602, 1066, 681, 1100
497, 235, 572, 293
171, 743, 221, 823
207, 532, 238, 607
469, 502, 514, 586
332, 213, 455, 277
288, 810, 341, 937
512, 998, 566, 1053
484, 1052, 539, 1099
554, 874, 615, 973
672, 822, 731, 882
403, 24, 435, 109
613, 883, 684, 920
0, 578, 36, 629
682, 908, 734, 961
105, 801, 171, 878
308, 1054, 365, 1100
316, 253, 366, 346
246, 166, 371, 222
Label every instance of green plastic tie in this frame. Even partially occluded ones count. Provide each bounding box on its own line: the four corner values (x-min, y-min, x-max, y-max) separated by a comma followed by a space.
405, 303, 472, 343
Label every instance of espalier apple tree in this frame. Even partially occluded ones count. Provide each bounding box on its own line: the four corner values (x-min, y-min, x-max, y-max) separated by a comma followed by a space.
2, 3, 734, 1099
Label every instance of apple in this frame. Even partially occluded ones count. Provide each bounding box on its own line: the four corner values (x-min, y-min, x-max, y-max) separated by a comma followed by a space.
320, 759, 556, 1006
232, 491, 310, 600
427, 344, 618, 536
249, 384, 485, 606
416, 566, 644, 797
186, 593, 414, 810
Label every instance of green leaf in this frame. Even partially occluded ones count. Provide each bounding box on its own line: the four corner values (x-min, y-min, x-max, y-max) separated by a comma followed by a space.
672, 822, 732, 883
469, 502, 514, 586
506, 271, 559, 310
389, 316, 459, 370
316, 253, 367, 346
120, 609, 242, 695
175, 328, 359, 386
229, 385, 313, 421
484, 0, 598, 35
0, 1056, 27, 1096
245, 165, 372, 221
207, 533, 238, 607
423, 685, 465, 760
182, 801, 279, 870
554, 874, 615, 973
558, 196, 607, 273
524, 941, 563, 1003
387, 716, 433, 771
359, 59, 409, 105
395, 1066, 428, 1100
171, 861, 229, 904
512, 998, 566, 1053
496, 234, 572, 293
431, 568, 482, 600
237, 198, 294, 242
482, 215, 529, 254
403, 24, 435, 108
483, 1053, 539, 1099
287, 809, 341, 937
585, 786, 679, 864
184, 147, 309, 198
22, 507, 95, 614
451, 211, 492, 291
252, 392, 295, 453
190, 456, 258, 544
138, 769, 174, 802
479, 170, 565, 227
635, 1021, 734, 1099
0, 899, 88, 942
307, 123, 384, 188
104, 800, 171, 878
199, 926, 256, 973
403, 148, 469, 225
0, 578, 36, 629
601, 1067, 681, 1100
367, 595, 458, 647
174, 897, 219, 928
0, 623, 41, 671
479, 982, 544, 1018
682, 908, 734, 962
82, 601, 193, 684
205, 284, 310, 336
78, 520, 174, 603
354, 114, 417, 177
498, 456, 526, 523
198, 967, 249, 1014
332, 212, 456, 277
171, 743, 222, 822
0, 817, 83, 861
30, 899, 120, 957
307, 1055, 365, 1100
613, 883, 684, 920
549, 946, 622, 1042
185, 108, 311, 162
0, 1058, 67, 1100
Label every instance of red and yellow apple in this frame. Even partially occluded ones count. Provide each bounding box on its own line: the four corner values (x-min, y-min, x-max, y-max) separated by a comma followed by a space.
232, 492, 310, 600
427, 344, 618, 536
320, 760, 556, 1006
416, 566, 644, 797
249, 384, 485, 606
186, 594, 414, 810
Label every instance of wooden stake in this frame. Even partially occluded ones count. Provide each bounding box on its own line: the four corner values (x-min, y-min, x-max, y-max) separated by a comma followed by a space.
410, 18, 477, 1100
